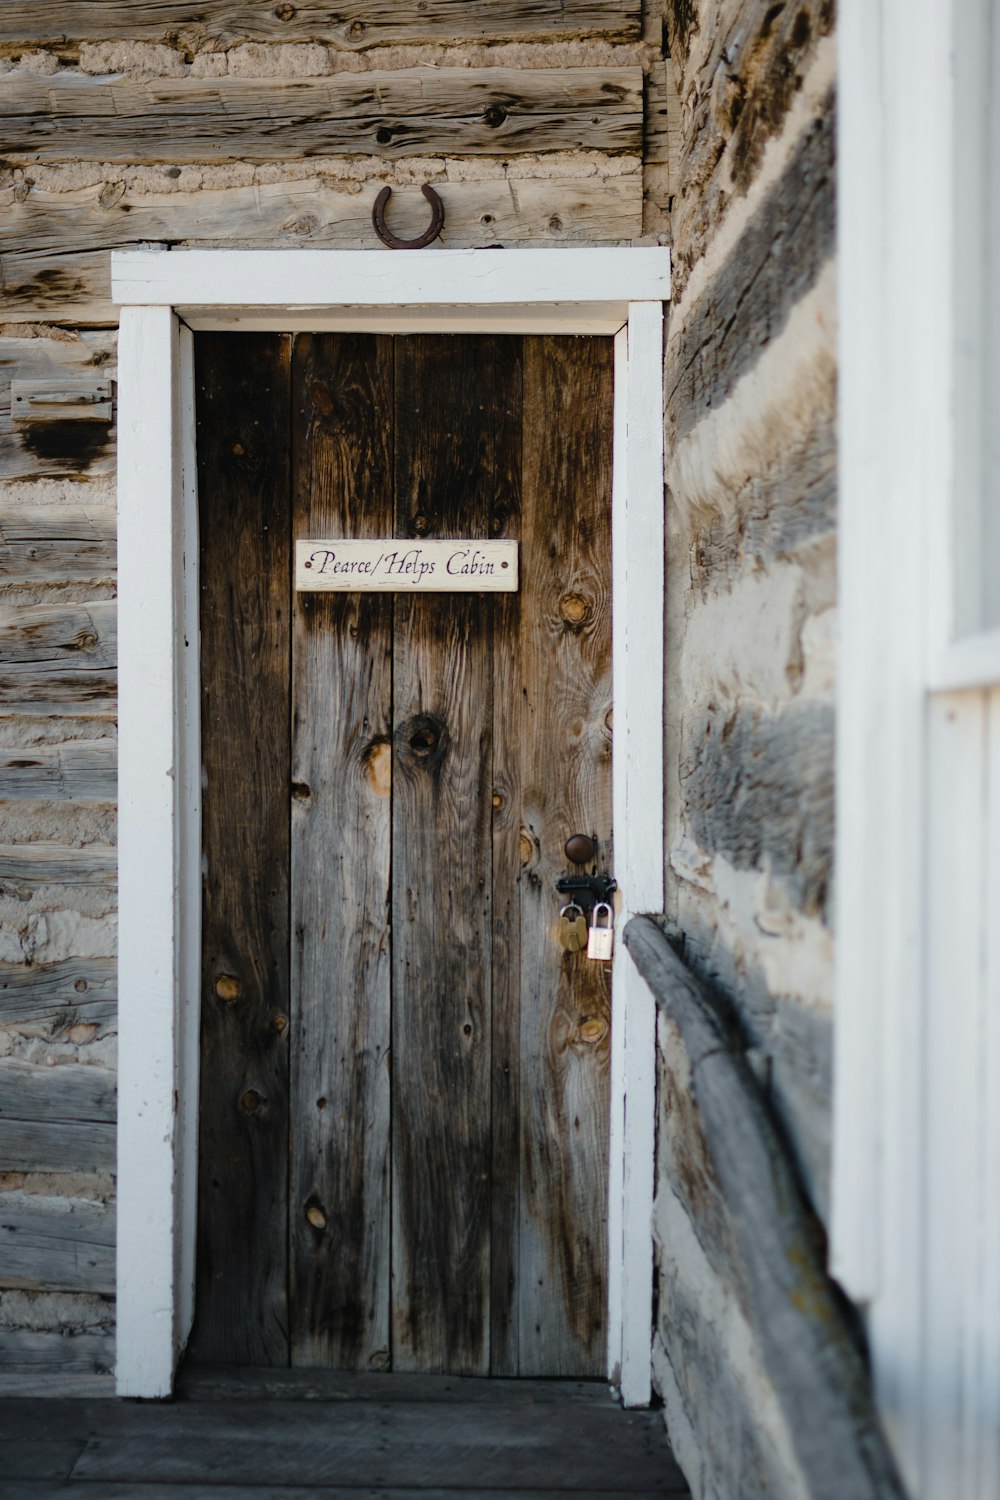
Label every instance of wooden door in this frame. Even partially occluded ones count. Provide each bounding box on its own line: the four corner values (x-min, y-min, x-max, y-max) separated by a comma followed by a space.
192, 331, 613, 1377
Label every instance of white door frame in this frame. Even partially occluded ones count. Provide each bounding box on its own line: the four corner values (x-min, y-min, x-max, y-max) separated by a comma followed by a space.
111, 247, 669, 1402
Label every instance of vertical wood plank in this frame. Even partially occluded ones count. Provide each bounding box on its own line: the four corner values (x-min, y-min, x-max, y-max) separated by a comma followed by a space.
289, 332, 394, 1370
518, 336, 613, 1377
193, 332, 291, 1366
391, 335, 518, 1375
488, 352, 524, 1378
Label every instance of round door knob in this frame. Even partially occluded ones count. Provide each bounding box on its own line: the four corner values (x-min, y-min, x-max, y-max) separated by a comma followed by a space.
564, 833, 597, 865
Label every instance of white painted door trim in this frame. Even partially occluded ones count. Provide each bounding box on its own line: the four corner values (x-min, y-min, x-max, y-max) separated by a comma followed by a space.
112, 247, 667, 1401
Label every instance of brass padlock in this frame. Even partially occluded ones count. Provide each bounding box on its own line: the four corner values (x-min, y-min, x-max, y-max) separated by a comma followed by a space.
558, 901, 589, 953
586, 901, 614, 961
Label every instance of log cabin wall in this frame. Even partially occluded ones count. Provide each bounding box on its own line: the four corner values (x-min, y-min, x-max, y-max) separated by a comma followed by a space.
0, 0, 675, 1393
654, 3, 838, 1496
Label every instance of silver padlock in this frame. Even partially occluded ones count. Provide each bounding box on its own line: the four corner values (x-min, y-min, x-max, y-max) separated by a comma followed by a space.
586, 901, 614, 961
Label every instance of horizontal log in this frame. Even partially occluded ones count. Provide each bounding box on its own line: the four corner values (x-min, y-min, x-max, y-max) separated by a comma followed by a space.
0, 1057, 116, 1124
0, 842, 118, 886
0, 601, 116, 668
0, 674, 117, 716
0, 173, 642, 324
0, 504, 116, 543
0, 0, 641, 48
0, 539, 116, 584
0, 741, 117, 801
0, 1118, 117, 1174
0, 958, 117, 1029
0, 330, 117, 478
0, 1192, 115, 1294
0, 678, 117, 717
2, 69, 643, 164
622, 918, 905, 1500
0, 1328, 114, 1391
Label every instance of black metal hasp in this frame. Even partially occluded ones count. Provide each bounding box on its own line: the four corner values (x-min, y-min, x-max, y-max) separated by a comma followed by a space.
372, 184, 445, 250
556, 874, 618, 916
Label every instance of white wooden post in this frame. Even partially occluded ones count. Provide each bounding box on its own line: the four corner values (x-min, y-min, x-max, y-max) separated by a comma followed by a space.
116, 305, 197, 1397
175, 324, 202, 1352
609, 302, 664, 1407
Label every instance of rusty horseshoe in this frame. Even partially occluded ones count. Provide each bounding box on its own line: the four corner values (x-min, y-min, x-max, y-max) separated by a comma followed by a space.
372, 184, 445, 250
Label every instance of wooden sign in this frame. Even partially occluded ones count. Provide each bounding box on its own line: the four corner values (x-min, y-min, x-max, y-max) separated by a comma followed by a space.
295, 539, 518, 593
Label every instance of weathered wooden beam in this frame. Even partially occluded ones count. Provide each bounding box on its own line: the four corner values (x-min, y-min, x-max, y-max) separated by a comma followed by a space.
622, 917, 906, 1500
0, 1, 641, 49
0, 675, 117, 716
0, 174, 642, 325
0, 504, 116, 544
0, 1329, 114, 1393
0, 1119, 117, 1175
0, 602, 117, 713
0, 741, 117, 801
0, 958, 117, 1029
0, 539, 117, 585
2, 69, 643, 165
0, 1057, 116, 1123
0, 1193, 115, 1294
0, 602, 116, 668
0, 842, 117, 886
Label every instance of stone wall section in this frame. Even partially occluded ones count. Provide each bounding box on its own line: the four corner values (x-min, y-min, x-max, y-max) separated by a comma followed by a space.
654, 1, 838, 1492
0, 4, 673, 1392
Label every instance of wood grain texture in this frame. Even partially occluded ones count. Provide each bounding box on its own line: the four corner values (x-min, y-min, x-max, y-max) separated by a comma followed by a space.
0, 843, 117, 886
517, 336, 613, 1376
66, 1399, 682, 1491
0, 602, 116, 668
0, 1, 640, 48
390, 336, 511, 1374
192, 332, 292, 1366
0, 1119, 116, 1175
0, 673, 117, 716
0, 958, 116, 1031
0, 741, 117, 801
0, 1329, 113, 1384
1, 69, 643, 165
289, 332, 393, 1370
0, 603, 117, 716
624, 917, 906, 1500
0, 1057, 116, 1123
0, 331, 117, 479
489, 357, 524, 1378
0, 1194, 115, 1294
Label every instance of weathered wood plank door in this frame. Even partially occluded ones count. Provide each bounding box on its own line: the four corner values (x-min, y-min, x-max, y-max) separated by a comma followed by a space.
192, 331, 613, 1377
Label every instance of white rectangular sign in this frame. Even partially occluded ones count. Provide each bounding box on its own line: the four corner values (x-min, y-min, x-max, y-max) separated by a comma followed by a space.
295, 538, 518, 593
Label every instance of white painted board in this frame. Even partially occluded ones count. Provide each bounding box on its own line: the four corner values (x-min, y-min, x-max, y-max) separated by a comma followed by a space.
294, 538, 518, 592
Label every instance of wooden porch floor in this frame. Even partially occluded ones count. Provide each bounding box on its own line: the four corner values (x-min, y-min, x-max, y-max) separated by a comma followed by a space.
0, 1365, 691, 1498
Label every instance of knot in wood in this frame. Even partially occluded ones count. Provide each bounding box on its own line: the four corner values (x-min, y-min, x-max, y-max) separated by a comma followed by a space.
559, 592, 591, 627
